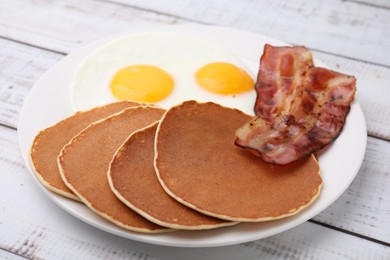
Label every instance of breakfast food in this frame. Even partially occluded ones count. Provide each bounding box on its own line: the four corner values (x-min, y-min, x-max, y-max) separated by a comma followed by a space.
29, 101, 140, 200
28, 29, 359, 235
155, 101, 322, 221
235, 45, 356, 165
71, 31, 255, 115
58, 106, 169, 233
109, 122, 236, 230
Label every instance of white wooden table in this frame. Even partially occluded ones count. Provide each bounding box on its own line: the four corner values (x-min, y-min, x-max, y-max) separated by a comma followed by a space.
1, 0, 389, 259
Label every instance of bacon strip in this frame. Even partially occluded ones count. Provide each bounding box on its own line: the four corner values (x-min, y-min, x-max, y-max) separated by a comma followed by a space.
254, 45, 314, 121
235, 45, 356, 165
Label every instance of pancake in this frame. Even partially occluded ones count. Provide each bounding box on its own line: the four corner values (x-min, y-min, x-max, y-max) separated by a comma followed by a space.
108, 122, 236, 230
154, 101, 323, 222
30, 101, 140, 200
58, 106, 169, 233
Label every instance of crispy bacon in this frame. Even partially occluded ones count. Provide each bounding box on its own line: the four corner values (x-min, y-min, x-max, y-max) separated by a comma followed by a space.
235, 45, 356, 165
254, 45, 314, 121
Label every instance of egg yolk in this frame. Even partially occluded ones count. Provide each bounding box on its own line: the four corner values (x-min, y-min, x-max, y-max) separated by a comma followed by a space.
195, 62, 254, 95
110, 65, 174, 103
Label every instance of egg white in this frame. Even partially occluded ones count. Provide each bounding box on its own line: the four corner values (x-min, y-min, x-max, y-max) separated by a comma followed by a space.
71, 31, 257, 115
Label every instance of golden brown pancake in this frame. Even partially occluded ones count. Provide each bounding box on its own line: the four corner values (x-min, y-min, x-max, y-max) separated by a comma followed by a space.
108, 122, 236, 230
30, 101, 140, 200
58, 106, 169, 233
155, 101, 323, 222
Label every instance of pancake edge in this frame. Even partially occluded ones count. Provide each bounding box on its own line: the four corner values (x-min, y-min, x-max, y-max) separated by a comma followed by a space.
108, 122, 238, 230
29, 149, 80, 200
154, 101, 323, 222
57, 106, 171, 233
28, 101, 144, 201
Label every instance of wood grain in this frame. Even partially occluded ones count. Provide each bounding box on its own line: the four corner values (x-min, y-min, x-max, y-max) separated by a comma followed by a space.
0, 37, 62, 129
0, 0, 389, 257
115, 0, 390, 66
1, 0, 389, 65
0, 250, 25, 260
348, 0, 390, 9
0, 0, 183, 54
314, 137, 390, 243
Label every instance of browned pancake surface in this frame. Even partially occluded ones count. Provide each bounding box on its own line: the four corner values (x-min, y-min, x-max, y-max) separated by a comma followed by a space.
58, 106, 168, 232
155, 101, 323, 222
30, 101, 140, 200
109, 123, 235, 230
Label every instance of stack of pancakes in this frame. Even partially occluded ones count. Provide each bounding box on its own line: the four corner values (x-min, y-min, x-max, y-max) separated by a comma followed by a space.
30, 100, 322, 233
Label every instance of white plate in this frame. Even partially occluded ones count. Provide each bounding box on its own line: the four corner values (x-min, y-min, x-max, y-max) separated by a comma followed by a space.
18, 25, 367, 247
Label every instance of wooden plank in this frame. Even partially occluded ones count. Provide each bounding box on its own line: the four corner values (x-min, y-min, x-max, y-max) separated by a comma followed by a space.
313, 137, 390, 243
0, 38, 63, 129
245, 223, 389, 259
1, 0, 389, 67
0, 0, 183, 54
2, 211, 390, 260
114, 0, 390, 67
0, 125, 389, 256
0, 250, 25, 260
349, 0, 390, 9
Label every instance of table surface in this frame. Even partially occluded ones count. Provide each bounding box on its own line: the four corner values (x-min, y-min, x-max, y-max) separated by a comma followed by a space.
1, 0, 389, 259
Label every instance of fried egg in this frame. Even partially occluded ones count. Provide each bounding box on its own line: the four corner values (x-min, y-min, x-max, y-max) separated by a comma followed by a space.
71, 32, 256, 114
